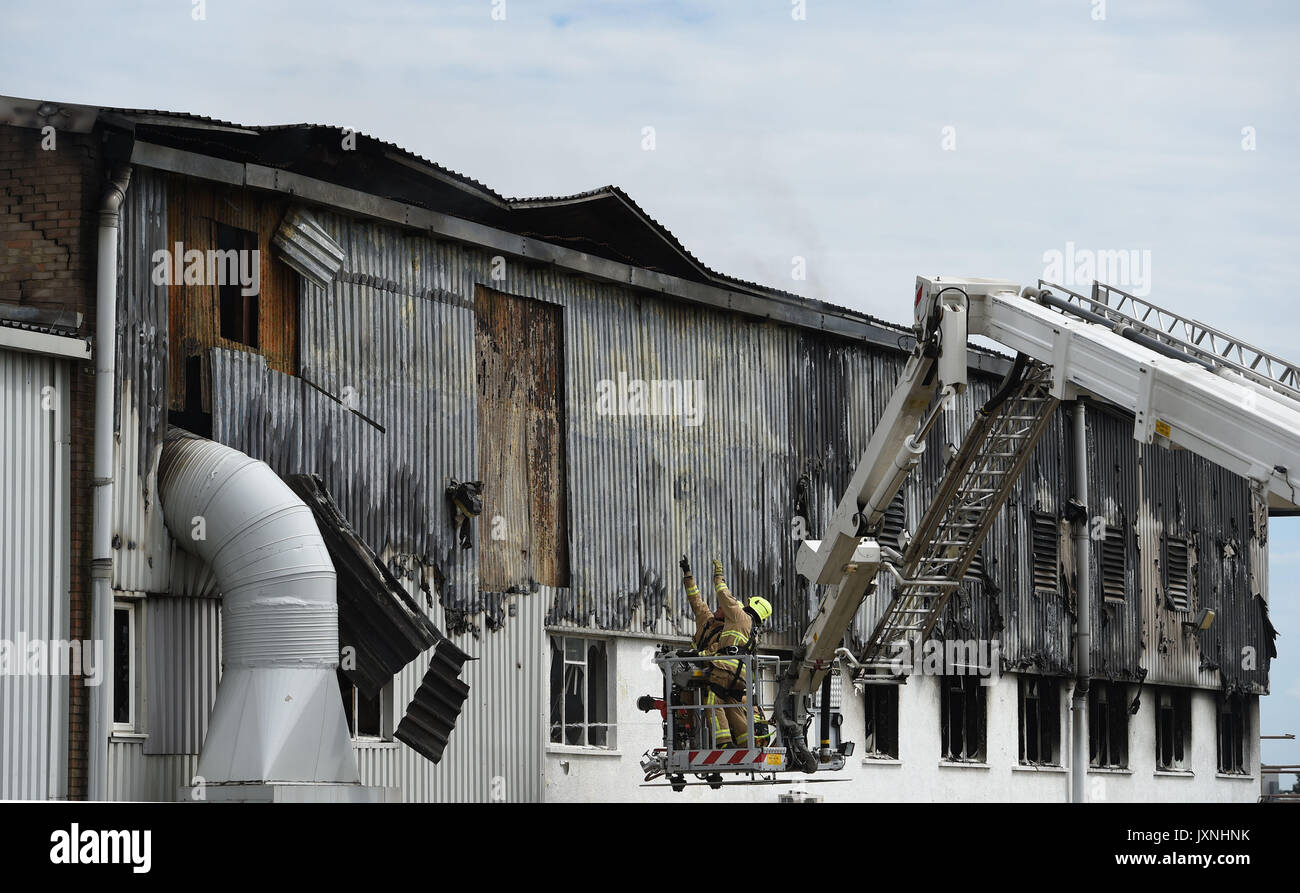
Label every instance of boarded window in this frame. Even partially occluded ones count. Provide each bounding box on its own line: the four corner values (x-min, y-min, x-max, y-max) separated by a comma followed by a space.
475, 286, 570, 589
1164, 536, 1191, 612
1018, 676, 1060, 766
1100, 524, 1126, 601
1089, 681, 1129, 769
1031, 512, 1059, 594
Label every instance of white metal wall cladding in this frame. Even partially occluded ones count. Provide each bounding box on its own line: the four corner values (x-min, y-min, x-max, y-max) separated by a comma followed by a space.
0, 348, 70, 799
144, 595, 220, 755
107, 740, 198, 802
353, 583, 547, 802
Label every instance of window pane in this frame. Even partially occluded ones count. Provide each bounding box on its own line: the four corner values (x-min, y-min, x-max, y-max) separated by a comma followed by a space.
549, 637, 563, 743
113, 607, 131, 725
563, 664, 586, 746
587, 641, 608, 747
565, 637, 585, 662
357, 685, 382, 737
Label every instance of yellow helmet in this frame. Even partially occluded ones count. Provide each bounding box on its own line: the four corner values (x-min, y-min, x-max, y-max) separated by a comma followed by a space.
747, 596, 773, 623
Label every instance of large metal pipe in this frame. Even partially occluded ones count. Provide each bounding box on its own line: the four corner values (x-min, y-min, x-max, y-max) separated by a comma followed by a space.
88, 165, 131, 800
158, 430, 359, 785
1071, 401, 1091, 803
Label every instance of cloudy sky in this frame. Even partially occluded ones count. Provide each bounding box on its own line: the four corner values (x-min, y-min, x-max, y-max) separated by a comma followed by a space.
3, 0, 1298, 784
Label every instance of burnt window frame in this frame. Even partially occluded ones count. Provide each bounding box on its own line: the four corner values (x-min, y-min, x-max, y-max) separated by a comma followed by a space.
215, 222, 260, 349
940, 673, 986, 763
1163, 535, 1192, 612
1155, 686, 1192, 771
1216, 693, 1249, 775
862, 684, 900, 759
1017, 676, 1061, 766
548, 634, 614, 749
336, 673, 394, 741
1088, 680, 1129, 769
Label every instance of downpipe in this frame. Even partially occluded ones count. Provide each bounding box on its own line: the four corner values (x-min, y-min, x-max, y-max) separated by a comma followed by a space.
88, 165, 131, 801
159, 430, 359, 785
1071, 401, 1091, 803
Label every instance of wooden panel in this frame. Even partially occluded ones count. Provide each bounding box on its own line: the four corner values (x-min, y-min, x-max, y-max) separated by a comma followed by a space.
166, 175, 298, 412
475, 285, 569, 589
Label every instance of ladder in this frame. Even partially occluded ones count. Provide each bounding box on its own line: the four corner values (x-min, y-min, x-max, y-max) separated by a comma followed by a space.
855, 359, 1059, 678
1043, 280, 1300, 403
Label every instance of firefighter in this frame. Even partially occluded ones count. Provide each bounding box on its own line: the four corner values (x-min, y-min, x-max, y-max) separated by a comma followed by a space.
698, 557, 773, 748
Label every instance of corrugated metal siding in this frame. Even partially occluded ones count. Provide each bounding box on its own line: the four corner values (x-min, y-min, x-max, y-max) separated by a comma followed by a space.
1088, 407, 1145, 681
106, 740, 197, 802
354, 582, 546, 802
113, 167, 171, 593
143, 596, 220, 755
0, 349, 69, 799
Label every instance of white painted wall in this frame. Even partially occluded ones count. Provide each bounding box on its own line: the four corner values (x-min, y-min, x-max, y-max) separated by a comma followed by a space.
543, 637, 1260, 803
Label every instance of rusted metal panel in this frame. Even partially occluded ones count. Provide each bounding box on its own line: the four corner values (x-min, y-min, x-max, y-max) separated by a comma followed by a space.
165, 174, 297, 414
474, 285, 569, 591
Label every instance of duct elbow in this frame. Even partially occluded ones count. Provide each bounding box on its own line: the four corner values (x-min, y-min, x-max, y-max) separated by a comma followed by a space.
159, 430, 358, 786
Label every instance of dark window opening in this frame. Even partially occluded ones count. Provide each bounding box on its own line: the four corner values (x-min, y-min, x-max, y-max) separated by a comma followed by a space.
1089, 681, 1129, 769
216, 223, 259, 348
1018, 677, 1061, 765
1217, 694, 1248, 774
1155, 687, 1191, 770
168, 354, 213, 438
1031, 512, 1059, 594
1100, 524, 1127, 602
863, 685, 899, 758
112, 604, 133, 728
941, 674, 986, 762
549, 636, 611, 748
337, 671, 383, 738
1164, 536, 1191, 612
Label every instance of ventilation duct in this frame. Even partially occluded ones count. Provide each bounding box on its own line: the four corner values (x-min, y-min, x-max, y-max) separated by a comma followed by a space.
158, 430, 358, 785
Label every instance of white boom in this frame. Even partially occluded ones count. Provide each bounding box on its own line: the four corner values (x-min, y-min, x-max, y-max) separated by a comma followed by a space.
776, 276, 1300, 774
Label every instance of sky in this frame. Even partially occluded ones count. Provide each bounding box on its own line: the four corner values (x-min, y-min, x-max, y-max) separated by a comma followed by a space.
2, 0, 1298, 785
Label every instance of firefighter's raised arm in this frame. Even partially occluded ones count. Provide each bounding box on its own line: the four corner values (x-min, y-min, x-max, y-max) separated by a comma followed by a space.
712, 558, 744, 622
681, 554, 711, 627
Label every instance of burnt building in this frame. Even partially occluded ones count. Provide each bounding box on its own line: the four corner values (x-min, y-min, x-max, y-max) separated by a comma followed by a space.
0, 95, 1274, 802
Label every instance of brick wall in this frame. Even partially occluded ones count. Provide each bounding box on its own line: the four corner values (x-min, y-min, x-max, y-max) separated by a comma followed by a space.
0, 124, 102, 799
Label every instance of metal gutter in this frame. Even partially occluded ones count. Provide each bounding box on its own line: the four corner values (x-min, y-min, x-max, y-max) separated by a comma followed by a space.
0, 325, 91, 361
